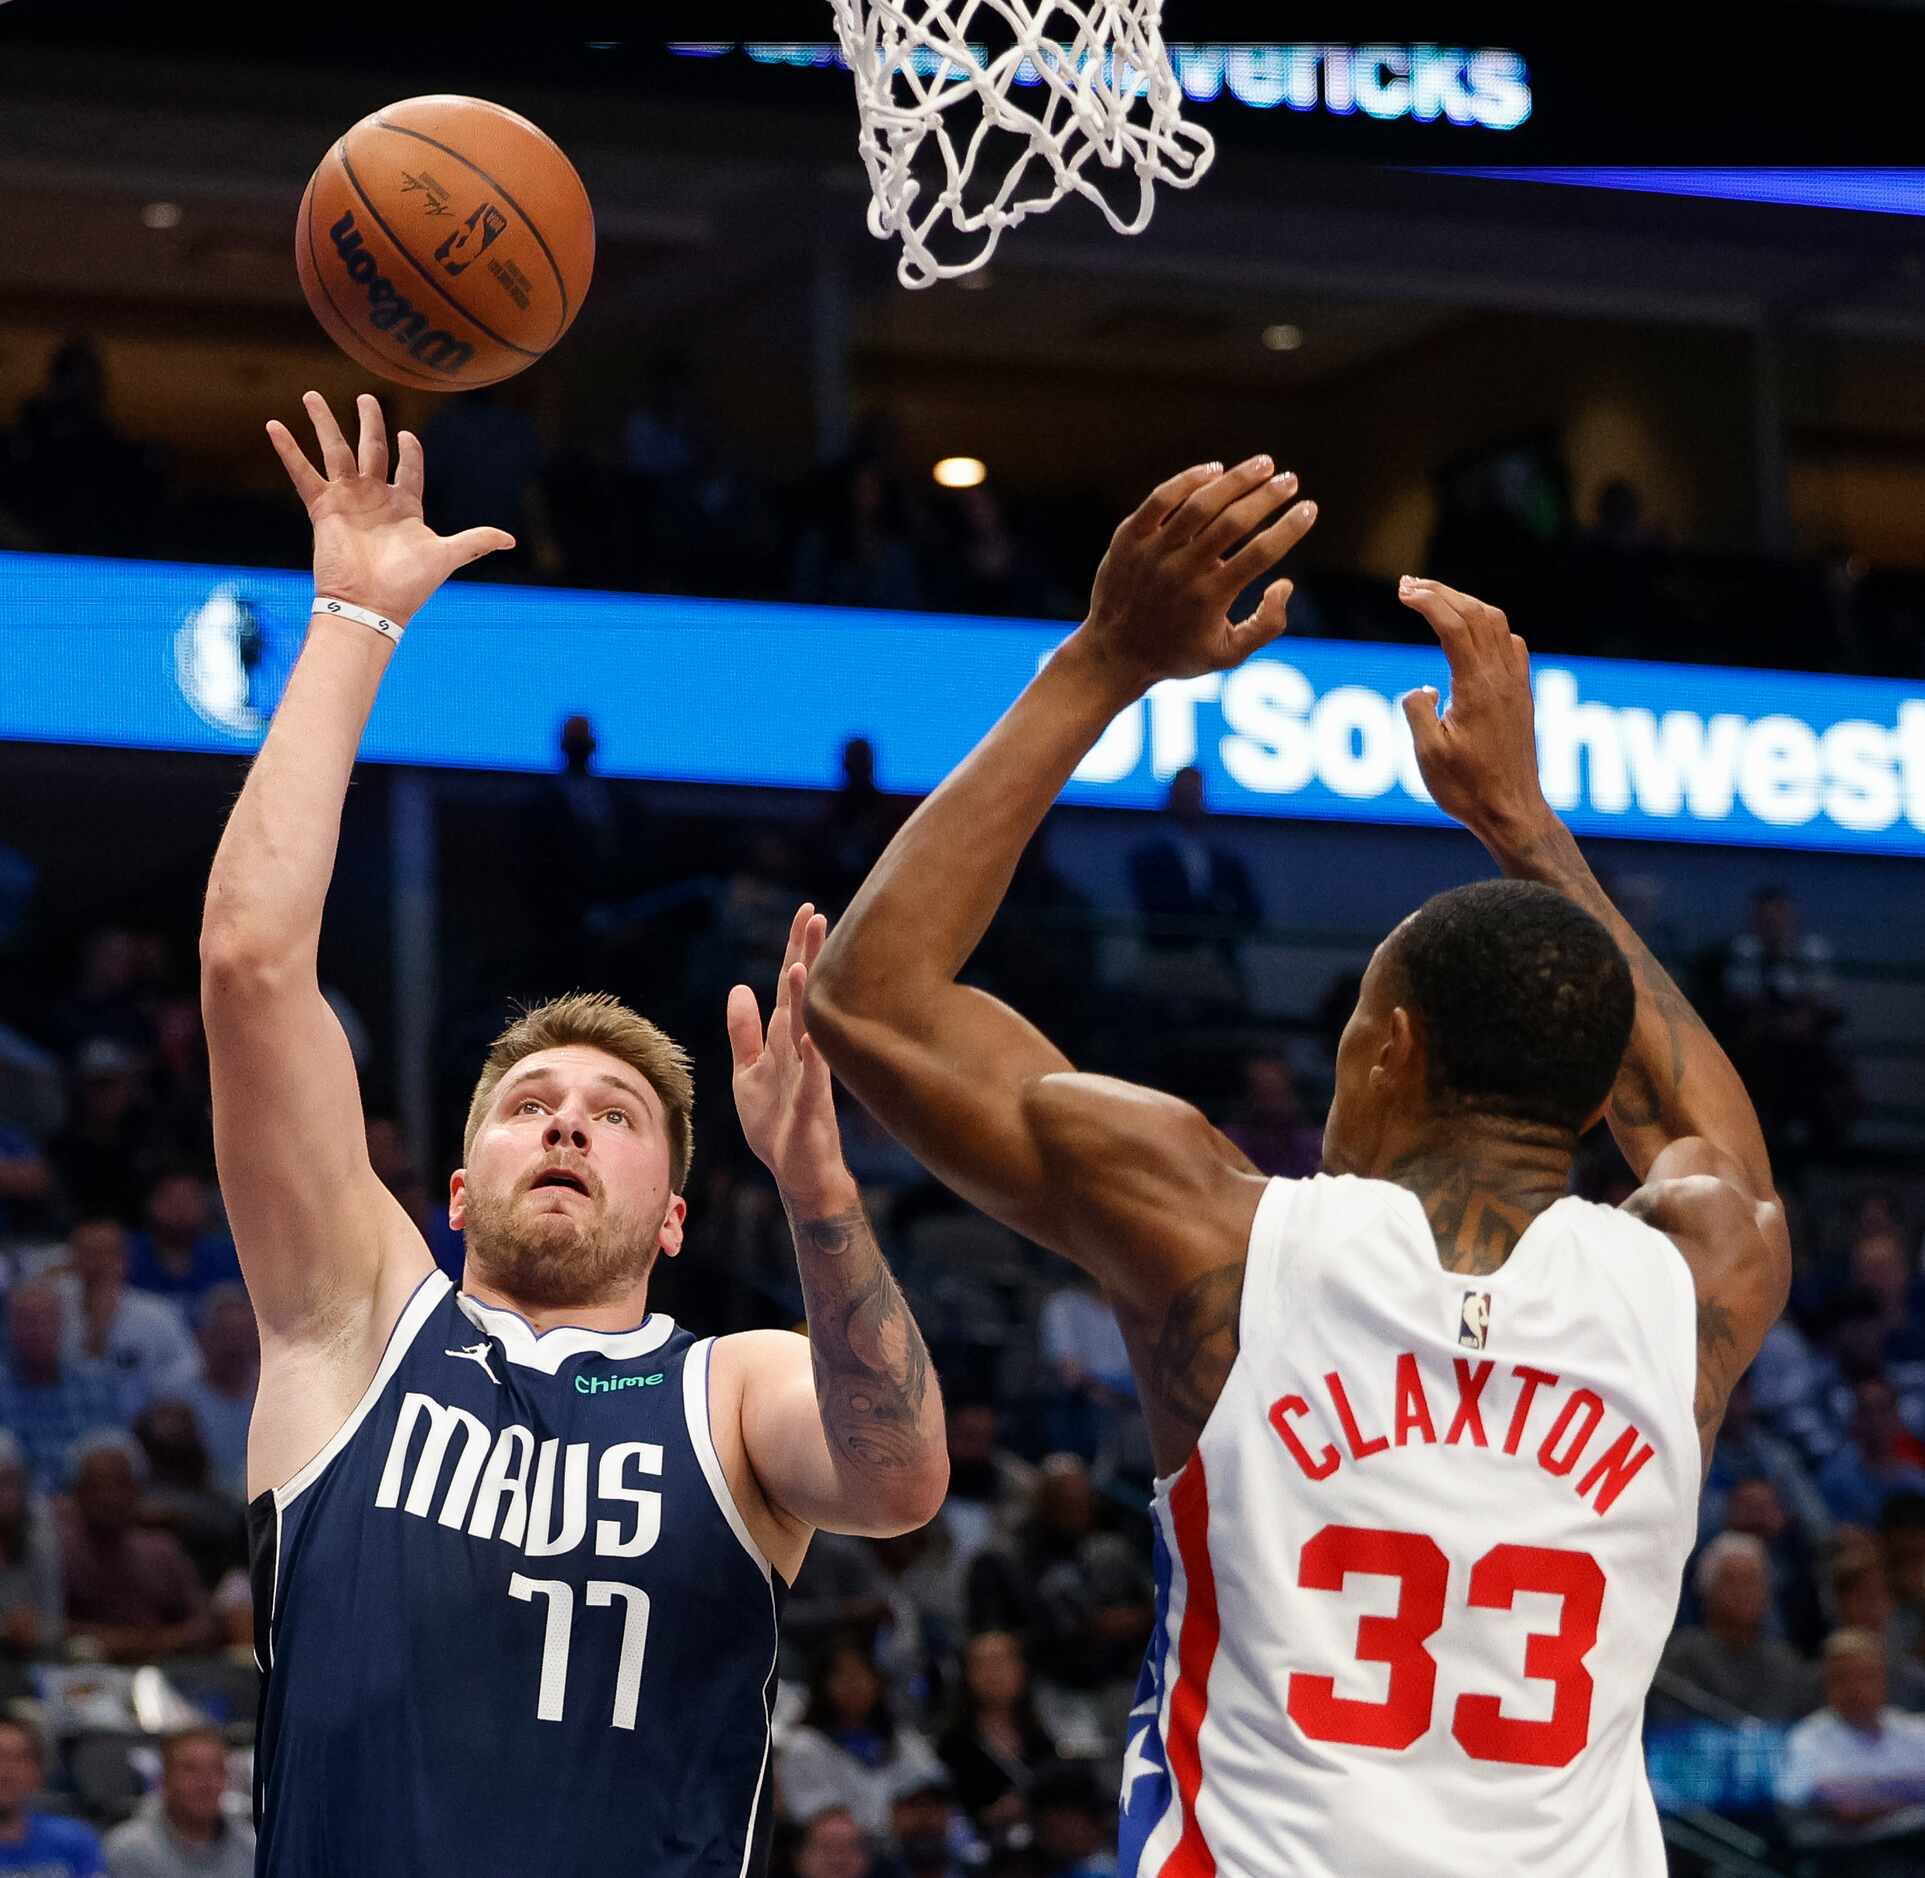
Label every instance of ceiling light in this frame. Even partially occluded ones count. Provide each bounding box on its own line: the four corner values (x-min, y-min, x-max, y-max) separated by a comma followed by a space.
141, 202, 182, 231
933, 456, 987, 489
1261, 322, 1303, 352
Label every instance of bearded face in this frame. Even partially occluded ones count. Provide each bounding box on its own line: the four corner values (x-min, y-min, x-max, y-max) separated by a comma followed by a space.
452, 1045, 685, 1313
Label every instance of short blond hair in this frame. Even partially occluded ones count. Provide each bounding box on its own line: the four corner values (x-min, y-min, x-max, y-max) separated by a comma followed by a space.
463, 993, 694, 1193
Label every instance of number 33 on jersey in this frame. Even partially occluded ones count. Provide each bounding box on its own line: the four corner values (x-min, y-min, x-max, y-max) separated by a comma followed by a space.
1120, 1175, 1700, 1878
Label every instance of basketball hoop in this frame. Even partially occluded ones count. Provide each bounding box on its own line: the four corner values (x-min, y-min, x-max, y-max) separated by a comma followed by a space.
826, 0, 1214, 289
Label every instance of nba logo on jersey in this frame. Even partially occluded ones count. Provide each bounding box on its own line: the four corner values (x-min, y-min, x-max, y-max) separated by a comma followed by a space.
1458, 1290, 1492, 1349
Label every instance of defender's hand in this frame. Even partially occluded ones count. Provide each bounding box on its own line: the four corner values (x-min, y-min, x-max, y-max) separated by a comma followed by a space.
1398, 577, 1552, 842
267, 391, 514, 627
727, 904, 848, 1209
1072, 454, 1317, 692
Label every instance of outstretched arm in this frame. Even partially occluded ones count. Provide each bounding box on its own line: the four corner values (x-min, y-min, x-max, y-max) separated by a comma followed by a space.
203, 394, 513, 1375
729, 907, 947, 1537
807, 456, 1315, 1302
1398, 578, 1790, 1456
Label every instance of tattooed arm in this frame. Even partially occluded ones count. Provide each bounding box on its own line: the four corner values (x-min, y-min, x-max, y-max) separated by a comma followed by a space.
1398, 578, 1790, 1464
726, 906, 948, 1536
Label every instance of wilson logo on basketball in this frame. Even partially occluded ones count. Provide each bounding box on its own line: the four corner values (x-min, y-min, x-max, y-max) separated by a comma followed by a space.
327, 210, 475, 375
435, 201, 508, 278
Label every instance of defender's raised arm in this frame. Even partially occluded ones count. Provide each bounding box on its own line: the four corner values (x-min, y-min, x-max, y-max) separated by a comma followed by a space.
1398, 576, 1791, 1457
807, 458, 1314, 1470
201, 393, 512, 1490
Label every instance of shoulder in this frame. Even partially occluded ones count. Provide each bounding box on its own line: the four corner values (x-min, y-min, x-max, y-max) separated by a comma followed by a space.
708, 1326, 811, 1394
32, 1811, 106, 1854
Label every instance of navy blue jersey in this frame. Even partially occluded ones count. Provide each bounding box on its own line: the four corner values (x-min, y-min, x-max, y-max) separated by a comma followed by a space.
249, 1272, 784, 1876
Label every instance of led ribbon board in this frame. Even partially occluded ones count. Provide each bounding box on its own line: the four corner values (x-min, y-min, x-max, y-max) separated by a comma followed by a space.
2, 551, 1921, 857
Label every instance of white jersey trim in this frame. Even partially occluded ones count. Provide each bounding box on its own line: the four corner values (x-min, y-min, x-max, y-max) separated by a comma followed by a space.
272, 1269, 453, 1511
683, 1336, 774, 1584
454, 1293, 679, 1373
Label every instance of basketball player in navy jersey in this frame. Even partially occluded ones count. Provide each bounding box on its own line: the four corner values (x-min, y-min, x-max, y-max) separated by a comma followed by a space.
807, 457, 1790, 1875
208, 392, 948, 1876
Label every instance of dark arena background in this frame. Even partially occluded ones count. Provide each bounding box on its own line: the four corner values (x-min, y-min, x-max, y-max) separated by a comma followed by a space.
0, 5, 1923, 1873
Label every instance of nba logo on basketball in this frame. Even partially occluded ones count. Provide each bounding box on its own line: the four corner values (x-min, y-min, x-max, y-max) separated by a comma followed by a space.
1458, 1291, 1492, 1349
435, 202, 508, 277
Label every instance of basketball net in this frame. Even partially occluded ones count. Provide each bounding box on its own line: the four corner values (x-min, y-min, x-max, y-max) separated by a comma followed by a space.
827, 0, 1215, 289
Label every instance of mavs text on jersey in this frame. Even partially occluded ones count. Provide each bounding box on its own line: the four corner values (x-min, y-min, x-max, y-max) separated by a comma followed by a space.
249, 1272, 784, 1875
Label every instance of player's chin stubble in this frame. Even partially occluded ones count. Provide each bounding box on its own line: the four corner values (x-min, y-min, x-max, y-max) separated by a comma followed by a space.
461, 1182, 656, 1310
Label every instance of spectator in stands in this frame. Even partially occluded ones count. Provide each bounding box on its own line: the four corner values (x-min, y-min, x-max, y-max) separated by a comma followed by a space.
1582, 478, 1666, 555
48, 1040, 154, 1226
1850, 1228, 1925, 1391
51, 1219, 195, 1418
968, 1456, 1153, 1733
1127, 768, 1260, 1016
1220, 1053, 1324, 1181
102, 1726, 252, 1878
58, 1433, 214, 1664
0, 1279, 121, 1493
1778, 1629, 1925, 1873
776, 1637, 947, 1840
785, 1533, 896, 1667
0, 1432, 63, 1666
1819, 1378, 1925, 1528
1700, 1374, 1831, 1551
818, 738, 904, 914
1028, 1765, 1116, 1878
935, 485, 1056, 619
1831, 1538, 1925, 1711
936, 1630, 1065, 1832
1881, 1493, 1925, 1660
421, 384, 561, 576
878, 1767, 976, 1878
937, 1398, 1036, 1568
9, 335, 148, 558
130, 1401, 245, 1594
0, 1123, 53, 1246
1037, 1278, 1135, 1464
789, 1807, 877, 1878
1719, 885, 1853, 1163
127, 1174, 239, 1315
966, 820, 1099, 1052
1653, 1532, 1818, 1723
0, 1713, 104, 1877
152, 1288, 257, 1502
1721, 1476, 1827, 1653
45, 928, 155, 1063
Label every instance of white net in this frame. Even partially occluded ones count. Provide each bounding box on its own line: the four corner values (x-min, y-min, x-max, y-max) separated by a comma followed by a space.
827, 0, 1215, 289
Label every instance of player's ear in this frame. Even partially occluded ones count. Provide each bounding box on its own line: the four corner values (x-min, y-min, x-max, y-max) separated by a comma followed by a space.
1380, 1003, 1423, 1089
657, 1193, 687, 1260
448, 1168, 467, 1231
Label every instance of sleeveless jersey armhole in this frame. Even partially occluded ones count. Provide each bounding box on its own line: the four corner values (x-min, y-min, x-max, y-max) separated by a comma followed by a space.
682, 1336, 775, 1584
272, 1270, 453, 1510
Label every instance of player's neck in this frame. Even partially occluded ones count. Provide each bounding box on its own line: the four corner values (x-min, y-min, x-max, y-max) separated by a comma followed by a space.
1377, 1119, 1574, 1280
459, 1272, 657, 1335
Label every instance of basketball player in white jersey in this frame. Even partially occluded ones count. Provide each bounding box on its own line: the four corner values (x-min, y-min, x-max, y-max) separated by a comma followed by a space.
808, 455, 1789, 1877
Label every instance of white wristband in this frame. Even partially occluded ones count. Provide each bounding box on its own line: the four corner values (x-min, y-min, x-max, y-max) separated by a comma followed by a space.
313, 596, 405, 643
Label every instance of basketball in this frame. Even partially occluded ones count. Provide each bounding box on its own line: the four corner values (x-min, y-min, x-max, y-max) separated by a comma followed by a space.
295, 95, 594, 391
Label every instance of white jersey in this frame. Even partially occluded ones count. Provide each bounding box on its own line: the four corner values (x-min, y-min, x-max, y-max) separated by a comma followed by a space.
1121, 1174, 1700, 1878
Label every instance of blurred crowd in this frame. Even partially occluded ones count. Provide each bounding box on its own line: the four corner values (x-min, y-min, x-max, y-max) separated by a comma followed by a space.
1, 337, 1922, 680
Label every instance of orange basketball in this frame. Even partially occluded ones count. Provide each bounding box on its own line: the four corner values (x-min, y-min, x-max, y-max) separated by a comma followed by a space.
296, 95, 594, 391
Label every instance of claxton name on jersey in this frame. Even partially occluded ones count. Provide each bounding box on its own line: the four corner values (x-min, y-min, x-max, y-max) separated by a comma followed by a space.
1267, 1352, 1659, 1517
373, 1392, 664, 1559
